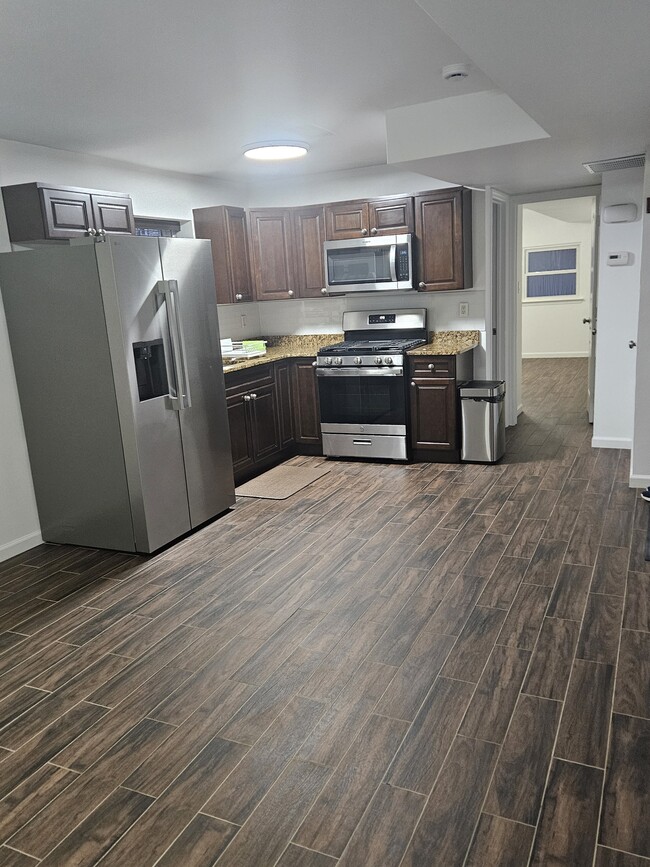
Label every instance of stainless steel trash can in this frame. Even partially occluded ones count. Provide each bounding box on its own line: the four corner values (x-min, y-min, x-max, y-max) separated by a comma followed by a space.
460, 380, 506, 463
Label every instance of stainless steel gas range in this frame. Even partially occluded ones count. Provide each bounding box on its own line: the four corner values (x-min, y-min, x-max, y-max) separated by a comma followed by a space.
315, 309, 428, 460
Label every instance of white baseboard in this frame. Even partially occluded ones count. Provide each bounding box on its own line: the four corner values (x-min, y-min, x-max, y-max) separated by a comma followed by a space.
629, 473, 650, 489
0, 530, 43, 563
522, 351, 590, 358
591, 436, 632, 450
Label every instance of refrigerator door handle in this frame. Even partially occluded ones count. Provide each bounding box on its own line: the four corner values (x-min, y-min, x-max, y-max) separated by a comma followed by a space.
156, 280, 192, 411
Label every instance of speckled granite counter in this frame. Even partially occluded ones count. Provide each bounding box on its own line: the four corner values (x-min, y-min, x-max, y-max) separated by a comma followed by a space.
407, 330, 480, 356
222, 329, 479, 373
222, 334, 342, 373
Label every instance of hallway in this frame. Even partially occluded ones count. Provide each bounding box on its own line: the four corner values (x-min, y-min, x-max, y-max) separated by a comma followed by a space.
0, 358, 647, 866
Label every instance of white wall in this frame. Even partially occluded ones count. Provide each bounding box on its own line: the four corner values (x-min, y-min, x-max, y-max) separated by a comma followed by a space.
521, 208, 593, 358
592, 167, 645, 450
631, 158, 650, 486
0, 138, 245, 561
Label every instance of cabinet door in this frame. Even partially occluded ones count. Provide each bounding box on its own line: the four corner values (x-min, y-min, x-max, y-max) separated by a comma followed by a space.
415, 188, 468, 291
226, 393, 255, 477
41, 188, 94, 238
368, 197, 414, 236
248, 209, 296, 301
250, 382, 282, 461
193, 206, 253, 305
275, 361, 294, 448
409, 377, 457, 450
292, 360, 321, 445
292, 206, 326, 298
91, 194, 135, 235
324, 200, 369, 240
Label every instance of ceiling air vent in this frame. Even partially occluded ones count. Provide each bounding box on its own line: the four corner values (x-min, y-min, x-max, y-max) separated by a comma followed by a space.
583, 153, 645, 174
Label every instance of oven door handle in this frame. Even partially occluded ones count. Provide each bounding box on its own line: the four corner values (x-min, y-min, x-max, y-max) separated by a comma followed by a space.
389, 244, 397, 282
316, 367, 404, 377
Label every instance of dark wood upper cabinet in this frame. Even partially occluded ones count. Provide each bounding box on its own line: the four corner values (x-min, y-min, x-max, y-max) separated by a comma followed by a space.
91, 194, 135, 236
2, 182, 135, 242
368, 196, 414, 236
324, 200, 369, 240
324, 195, 414, 241
247, 208, 296, 301
192, 205, 253, 305
414, 188, 473, 291
292, 206, 327, 298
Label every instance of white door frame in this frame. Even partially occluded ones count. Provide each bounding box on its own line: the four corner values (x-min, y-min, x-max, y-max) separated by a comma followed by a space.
505, 185, 601, 426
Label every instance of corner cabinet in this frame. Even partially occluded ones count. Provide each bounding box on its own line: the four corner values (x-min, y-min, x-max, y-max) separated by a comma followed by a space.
2, 182, 134, 242
193, 205, 253, 304
324, 195, 414, 240
414, 188, 472, 291
408, 352, 473, 462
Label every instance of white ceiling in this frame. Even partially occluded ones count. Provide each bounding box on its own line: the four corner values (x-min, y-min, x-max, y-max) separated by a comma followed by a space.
0, 0, 648, 192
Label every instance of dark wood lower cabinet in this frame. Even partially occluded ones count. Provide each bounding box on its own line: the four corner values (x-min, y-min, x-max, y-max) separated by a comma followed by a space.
408, 352, 473, 463
225, 359, 321, 484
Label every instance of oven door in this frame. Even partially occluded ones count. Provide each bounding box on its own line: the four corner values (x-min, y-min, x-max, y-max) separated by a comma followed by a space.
317, 368, 407, 435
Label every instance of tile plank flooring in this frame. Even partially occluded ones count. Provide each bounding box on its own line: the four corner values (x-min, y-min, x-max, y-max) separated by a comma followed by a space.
0, 358, 648, 866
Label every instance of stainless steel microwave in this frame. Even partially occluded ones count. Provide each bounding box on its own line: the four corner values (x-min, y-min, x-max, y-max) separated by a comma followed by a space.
323, 234, 413, 294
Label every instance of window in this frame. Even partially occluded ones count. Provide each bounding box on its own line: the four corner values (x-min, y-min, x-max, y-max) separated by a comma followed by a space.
523, 245, 579, 301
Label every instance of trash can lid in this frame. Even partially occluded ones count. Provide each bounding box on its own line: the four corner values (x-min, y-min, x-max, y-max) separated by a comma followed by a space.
459, 380, 506, 398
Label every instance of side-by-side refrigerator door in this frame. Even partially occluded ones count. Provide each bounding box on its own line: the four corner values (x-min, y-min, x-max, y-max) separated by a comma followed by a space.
97, 236, 192, 552
159, 238, 236, 527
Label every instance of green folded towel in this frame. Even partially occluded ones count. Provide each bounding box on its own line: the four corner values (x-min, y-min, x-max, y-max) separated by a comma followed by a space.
241, 340, 267, 352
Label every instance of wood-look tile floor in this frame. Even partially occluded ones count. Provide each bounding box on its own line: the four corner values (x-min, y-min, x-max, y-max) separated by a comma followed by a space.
0, 357, 649, 866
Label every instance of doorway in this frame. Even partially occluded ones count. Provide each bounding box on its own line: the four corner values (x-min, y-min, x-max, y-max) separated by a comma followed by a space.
503, 187, 600, 426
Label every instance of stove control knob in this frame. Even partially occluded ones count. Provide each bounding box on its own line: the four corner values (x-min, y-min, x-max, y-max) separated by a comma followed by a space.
325, 357, 333, 366
353, 356, 362, 365
384, 356, 394, 366
334, 357, 343, 366
374, 356, 383, 365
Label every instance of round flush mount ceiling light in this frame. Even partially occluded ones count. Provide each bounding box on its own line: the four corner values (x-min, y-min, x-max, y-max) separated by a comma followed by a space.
442, 63, 470, 81
243, 142, 309, 161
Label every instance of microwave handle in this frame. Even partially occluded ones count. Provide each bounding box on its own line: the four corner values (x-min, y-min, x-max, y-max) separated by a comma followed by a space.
389, 245, 397, 282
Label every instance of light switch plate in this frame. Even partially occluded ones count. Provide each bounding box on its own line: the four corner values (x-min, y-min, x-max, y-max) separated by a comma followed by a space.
459, 302, 469, 318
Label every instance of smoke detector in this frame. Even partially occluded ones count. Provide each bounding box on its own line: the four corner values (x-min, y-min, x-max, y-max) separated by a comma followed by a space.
442, 63, 470, 81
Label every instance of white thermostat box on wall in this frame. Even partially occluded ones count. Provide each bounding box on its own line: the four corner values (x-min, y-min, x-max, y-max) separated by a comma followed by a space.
607, 252, 631, 266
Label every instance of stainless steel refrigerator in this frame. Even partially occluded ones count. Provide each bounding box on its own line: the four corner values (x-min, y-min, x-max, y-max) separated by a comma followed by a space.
0, 235, 236, 553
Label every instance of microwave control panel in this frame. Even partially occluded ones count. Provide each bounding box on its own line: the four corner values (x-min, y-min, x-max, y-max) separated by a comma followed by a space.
396, 245, 410, 280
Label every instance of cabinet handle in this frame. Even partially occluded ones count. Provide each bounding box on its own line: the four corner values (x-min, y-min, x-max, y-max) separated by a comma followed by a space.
288, 290, 294, 297
235, 293, 243, 301
321, 288, 327, 295
244, 394, 251, 402
370, 227, 378, 235
418, 282, 426, 289
361, 228, 368, 236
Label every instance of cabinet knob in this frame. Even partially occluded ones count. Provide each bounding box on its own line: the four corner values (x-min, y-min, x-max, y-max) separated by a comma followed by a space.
312, 361, 318, 367
370, 227, 378, 235
418, 282, 426, 289
321, 288, 327, 295
244, 394, 251, 402
288, 290, 294, 297
361, 228, 368, 236
428, 364, 435, 371
86, 227, 97, 236
250, 393, 257, 400
235, 293, 243, 301
411, 381, 416, 387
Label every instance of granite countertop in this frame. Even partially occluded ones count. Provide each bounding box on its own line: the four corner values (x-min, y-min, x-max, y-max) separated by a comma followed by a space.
222, 334, 342, 373
407, 330, 481, 356
221, 329, 480, 373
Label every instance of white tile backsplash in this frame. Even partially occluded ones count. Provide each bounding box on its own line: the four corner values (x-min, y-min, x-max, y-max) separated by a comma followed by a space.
216, 302, 262, 341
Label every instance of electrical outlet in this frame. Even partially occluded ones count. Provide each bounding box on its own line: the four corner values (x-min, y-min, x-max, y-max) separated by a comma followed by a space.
240, 314, 247, 328
459, 302, 469, 318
